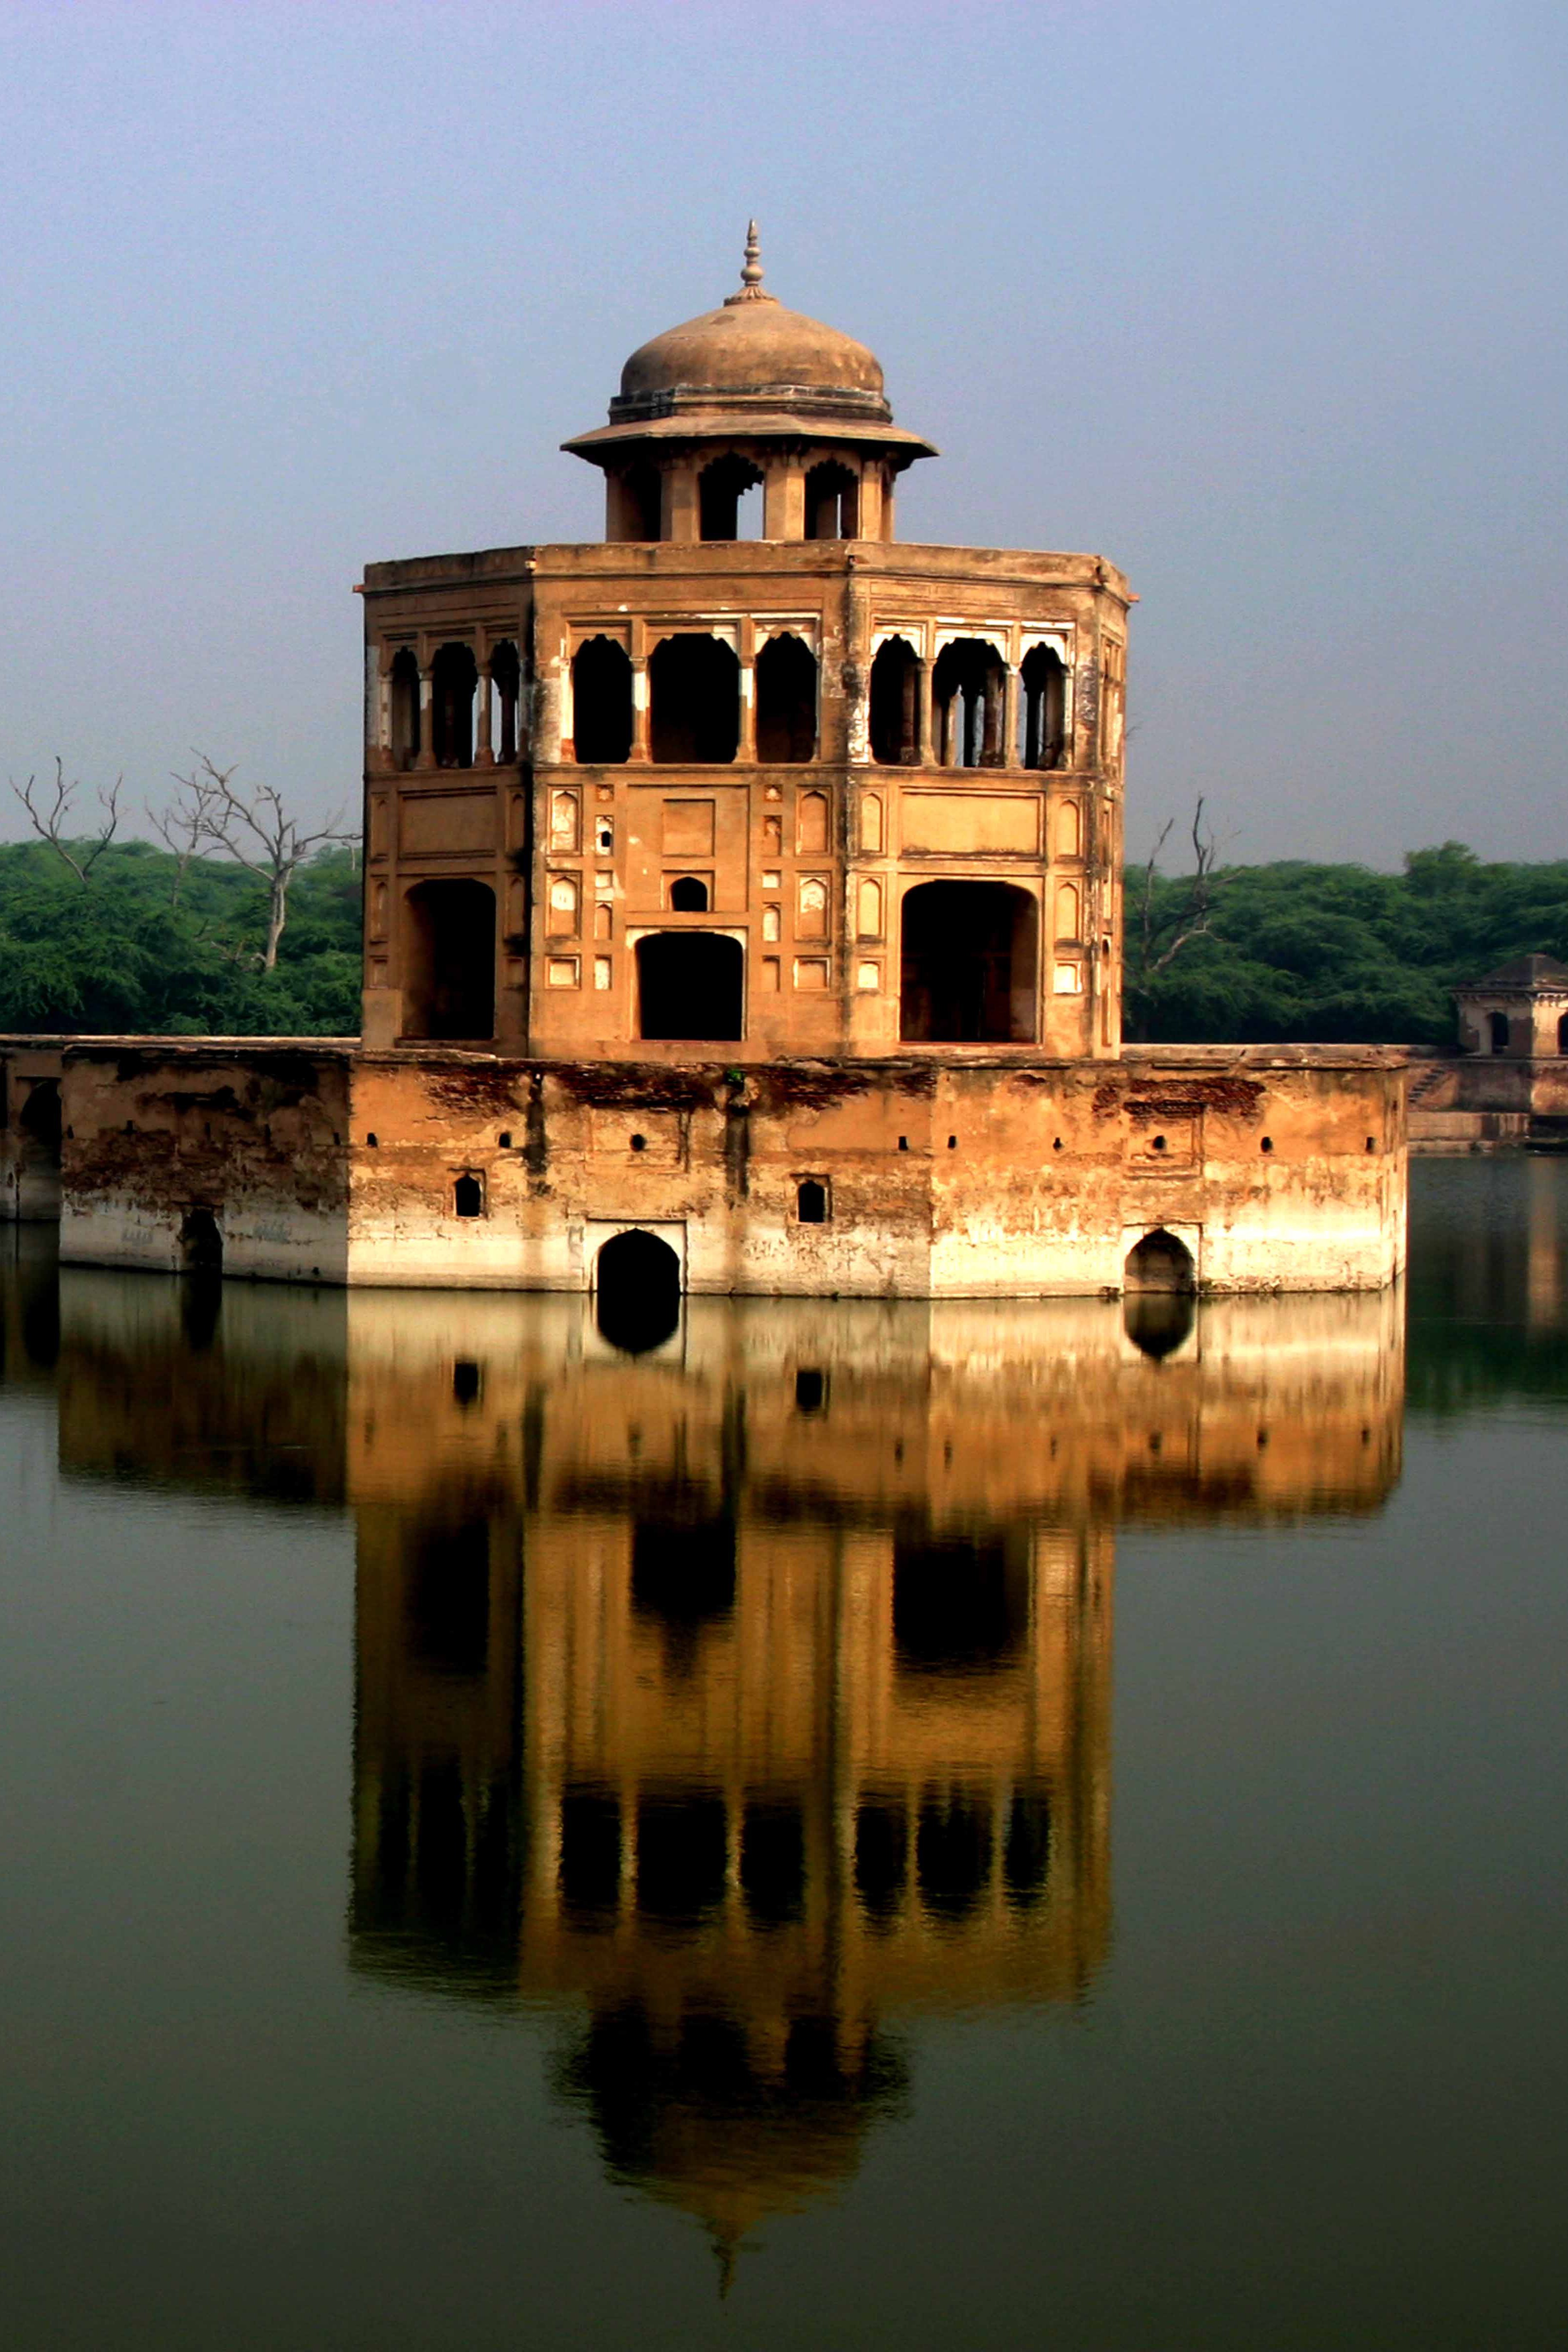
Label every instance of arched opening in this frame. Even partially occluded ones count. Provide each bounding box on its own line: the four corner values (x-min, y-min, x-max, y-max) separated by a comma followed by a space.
917, 1792, 992, 1920
1003, 1791, 1051, 1908
900, 881, 1037, 1043
390, 649, 420, 771
667, 876, 709, 911
805, 461, 858, 540
933, 638, 1006, 768
489, 639, 520, 763
649, 635, 741, 764
1019, 644, 1067, 769
18, 1078, 61, 1154
559, 1788, 621, 1924
698, 454, 763, 540
741, 1801, 806, 1928
403, 880, 496, 1041
178, 1206, 223, 1274
855, 1800, 907, 1918
636, 932, 743, 1041
596, 1228, 683, 1355
431, 642, 477, 768
1489, 1010, 1511, 1053
616, 463, 662, 542
870, 637, 921, 765
893, 1537, 1026, 1674
572, 636, 634, 764
453, 1174, 483, 1218
797, 1178, 829, 1225
1124, 1289, 1196, 1359
1559, 1012, 1568, 1054
756, 633, 818, 762
1124, 1227, 1197, 1294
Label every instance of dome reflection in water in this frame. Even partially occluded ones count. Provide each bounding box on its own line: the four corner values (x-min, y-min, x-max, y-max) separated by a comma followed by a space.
44, 1260, 1405, 2275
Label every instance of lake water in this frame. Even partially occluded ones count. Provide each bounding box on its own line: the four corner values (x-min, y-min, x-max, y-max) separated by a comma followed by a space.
1, 1157, 1565, 2350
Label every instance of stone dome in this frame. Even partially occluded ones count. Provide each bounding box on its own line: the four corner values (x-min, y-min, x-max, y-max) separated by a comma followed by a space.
562, 225, 936, 469
607, 225, 892, 427
619, 293, 886, 414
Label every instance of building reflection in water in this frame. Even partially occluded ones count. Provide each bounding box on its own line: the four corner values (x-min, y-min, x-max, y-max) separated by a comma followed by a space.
47, 1266, 1404, 2261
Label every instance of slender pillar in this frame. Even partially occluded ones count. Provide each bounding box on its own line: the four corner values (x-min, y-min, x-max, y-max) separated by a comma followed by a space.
629, 659, 650, 763
918, 661, 935, 766
475, 659, 494, 764
416, 666, 435, 770
1001, 664, 1019, 771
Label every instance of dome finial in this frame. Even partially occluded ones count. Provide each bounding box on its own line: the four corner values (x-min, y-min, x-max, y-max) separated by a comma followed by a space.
725, 218, 776, 306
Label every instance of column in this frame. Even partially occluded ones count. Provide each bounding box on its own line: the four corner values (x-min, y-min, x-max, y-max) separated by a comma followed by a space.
918, 661, 935, 765
662, 463, 699, 543
475, 656, 494, 764
763, 456, 805, 539
416, 663, 435, 770
629, 659, 650, 763
1001, 664, 1020, 772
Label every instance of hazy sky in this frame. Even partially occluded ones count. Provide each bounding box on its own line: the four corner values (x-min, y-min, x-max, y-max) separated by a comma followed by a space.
1, 0, 1564, 866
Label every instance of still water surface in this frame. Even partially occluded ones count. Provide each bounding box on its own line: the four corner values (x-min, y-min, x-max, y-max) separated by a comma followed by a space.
1, 1159, 1565, 2349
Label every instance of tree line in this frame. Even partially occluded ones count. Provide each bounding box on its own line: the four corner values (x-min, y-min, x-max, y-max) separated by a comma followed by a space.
0, 758, 1563, 1045
1127, 838, 1568, 1047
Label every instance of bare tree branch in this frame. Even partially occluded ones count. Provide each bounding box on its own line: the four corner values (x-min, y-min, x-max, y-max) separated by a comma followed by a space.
148, 771, 218, 907
1126, 797, 1225, 1037
11, 759, 122, 883
169, 754, 355, 971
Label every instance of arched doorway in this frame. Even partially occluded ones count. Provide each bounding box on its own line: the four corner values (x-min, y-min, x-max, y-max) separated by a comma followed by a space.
900, 882, 1037, 1042
649, 635, 740, 763
595, 1228, 682, 1354
636, 932, 743, 1041
178, 1206, 223, 1273
1124, 1228, 1196, 1293
403, 880, 496, 1041
1124, 1290, 1196, 1359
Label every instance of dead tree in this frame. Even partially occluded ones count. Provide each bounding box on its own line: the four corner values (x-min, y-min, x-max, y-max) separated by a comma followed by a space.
148, 772, 218, 907
168, 755, 355, 971
1126, 797, 1223, 1036
11, 759, 122, 883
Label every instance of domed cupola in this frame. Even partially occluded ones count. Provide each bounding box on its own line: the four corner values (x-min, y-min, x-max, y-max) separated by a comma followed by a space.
563, 225, 935, 544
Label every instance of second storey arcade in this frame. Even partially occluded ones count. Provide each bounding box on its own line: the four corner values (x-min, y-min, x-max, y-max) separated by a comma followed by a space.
358, 230, 1132, 1065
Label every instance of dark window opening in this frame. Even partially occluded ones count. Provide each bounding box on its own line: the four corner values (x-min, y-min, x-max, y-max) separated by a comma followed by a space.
636, 1795, 728, 1926
870, 637, 921, 764
668, 876, 709, 911
1490, 1010, 1511, 1054
756, 632, 818, 762
917, 1791, 992, 1920
452, 1359, 481, 1406
1261, 1136, 1274, 1153
698, 454, 763, 541
390, 648, 420, 771
932, 637, 1006, 769
403, 879, 496, 1041
741, 1801, 805, 1928
649, 634, 741, 764
489, 638, 521, 763
796, 1179, 829, 1225
572, 636, 634, 764
1019, 643, 1067, 769
560, 1788, 622, 1924
1003, 1790, 1052, 1908
178, 1205, 222, 1274
631, 1510, 736, 1670
406, 1518, 489, 1677
454, 1174, 484, 1218
893, 1537, 1027, 1675
1559, 1013, 1568, 1054
805, 460, 859, 540
636, 931, 743, 1041
431, 641, 477, 768
596, 1227, 683, 1355
900, 881, 1037, 1044
794, 1368, 827, 1413
855, 1799, 908, 1918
